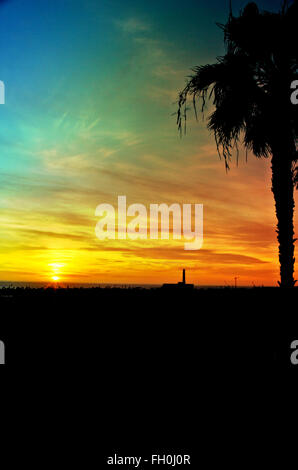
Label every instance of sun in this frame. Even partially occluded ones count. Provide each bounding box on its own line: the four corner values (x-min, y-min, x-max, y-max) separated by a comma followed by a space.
48, 261, 65, 282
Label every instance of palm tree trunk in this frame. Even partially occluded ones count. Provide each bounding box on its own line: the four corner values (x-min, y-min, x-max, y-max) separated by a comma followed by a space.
271, 152, 296, 287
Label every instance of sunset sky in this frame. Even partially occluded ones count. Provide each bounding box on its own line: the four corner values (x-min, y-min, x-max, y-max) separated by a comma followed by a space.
0, 0, 297, 286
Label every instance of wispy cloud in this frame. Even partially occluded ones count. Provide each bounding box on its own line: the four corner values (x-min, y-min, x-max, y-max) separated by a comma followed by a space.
115, 17, 151, 34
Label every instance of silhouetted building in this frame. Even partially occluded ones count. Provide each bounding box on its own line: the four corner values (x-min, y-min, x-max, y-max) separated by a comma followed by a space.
162, 269, 194, 289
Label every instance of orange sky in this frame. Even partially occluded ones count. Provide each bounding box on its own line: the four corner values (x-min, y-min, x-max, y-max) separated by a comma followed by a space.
1, 138, 297, 286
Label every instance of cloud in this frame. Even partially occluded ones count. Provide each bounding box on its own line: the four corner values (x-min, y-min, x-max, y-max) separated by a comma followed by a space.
85, 243, 267, 265
115, 17, 151, 34
0, 270, 35, 277
1, 244, 49, 252
15, 227, 90, 242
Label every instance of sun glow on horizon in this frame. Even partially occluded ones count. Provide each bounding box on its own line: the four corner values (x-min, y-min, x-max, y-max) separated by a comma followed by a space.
48, 262, 65, 283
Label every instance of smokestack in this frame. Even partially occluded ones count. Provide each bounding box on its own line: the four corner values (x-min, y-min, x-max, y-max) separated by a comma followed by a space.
182, 269, 185, 284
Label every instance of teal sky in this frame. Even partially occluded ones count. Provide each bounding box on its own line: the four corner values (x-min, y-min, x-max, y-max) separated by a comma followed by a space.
0, 0, 282, 173
0, 0, 283, 172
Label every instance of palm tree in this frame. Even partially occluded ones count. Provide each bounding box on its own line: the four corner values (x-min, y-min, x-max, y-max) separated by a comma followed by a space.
177, 1, 298, 287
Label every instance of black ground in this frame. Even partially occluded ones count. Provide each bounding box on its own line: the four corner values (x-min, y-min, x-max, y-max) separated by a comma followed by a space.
0, 286, 296, 466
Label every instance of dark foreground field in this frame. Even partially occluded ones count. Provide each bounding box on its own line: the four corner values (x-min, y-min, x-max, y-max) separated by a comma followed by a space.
0, 285, 296, 370
0, 286, 296, 463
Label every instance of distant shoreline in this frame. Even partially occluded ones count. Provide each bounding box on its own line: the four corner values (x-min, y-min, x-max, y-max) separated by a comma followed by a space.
0, 281, 272, 289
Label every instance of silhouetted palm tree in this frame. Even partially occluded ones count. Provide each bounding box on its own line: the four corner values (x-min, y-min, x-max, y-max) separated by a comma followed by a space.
177, 1, 298, 287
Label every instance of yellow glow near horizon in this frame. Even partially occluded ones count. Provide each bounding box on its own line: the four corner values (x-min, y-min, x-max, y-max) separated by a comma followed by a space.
48, 262, 65, 282
49, 263, 65, 271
